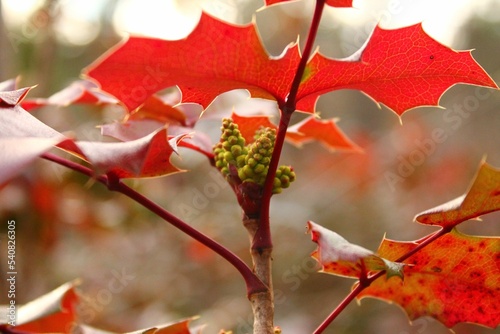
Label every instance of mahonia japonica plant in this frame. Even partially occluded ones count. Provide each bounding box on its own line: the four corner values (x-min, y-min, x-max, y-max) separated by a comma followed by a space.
0, 1, 499, 334
214, 118, 296, 195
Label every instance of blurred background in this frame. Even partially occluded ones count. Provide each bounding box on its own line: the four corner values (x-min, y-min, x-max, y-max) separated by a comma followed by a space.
1, 0, 500, 333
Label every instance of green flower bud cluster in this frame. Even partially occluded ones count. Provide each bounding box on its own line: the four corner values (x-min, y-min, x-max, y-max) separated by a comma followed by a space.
213, 118, 248, 178
237, 127, 275, 185
272, 165, 296, 194
214, 118, 296, 194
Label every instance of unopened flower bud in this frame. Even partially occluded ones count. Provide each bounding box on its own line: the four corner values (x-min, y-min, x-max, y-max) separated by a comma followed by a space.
224, 151, 234, 162
231, 145, 242, 157
236, 155, 246, 168
246, 157, 257, 167
254, 163, 266, 174
243, 165, 254, 177
280, 175, 290, 187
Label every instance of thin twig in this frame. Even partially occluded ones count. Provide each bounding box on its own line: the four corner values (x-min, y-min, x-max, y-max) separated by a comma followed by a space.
256, 0, 327, 251
283, 0, 326, 114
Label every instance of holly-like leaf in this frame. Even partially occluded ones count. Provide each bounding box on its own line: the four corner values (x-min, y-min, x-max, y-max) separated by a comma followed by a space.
298, 23, 498, 115
29, 81, 212, 157
286, 116, 361, 151
416, 162, 500, 229
0, 78, 17, 92
21, 80, 119, 111
85, 13, 289, 112
0, 86, 32, 106
0, 282, 201, 334
85, 12, 496, 116
0, 136, 69, 185
358, 162, 500, 328
358, 229, 500, 328
20, 80, 202, 131
0, 281, 79, 333
128, 94, 188, 125
0, 86, 71, 184
76, 129, 187, 178
101, 120, 213, 159
0, 87, 188, 183
307, 221, 405, 279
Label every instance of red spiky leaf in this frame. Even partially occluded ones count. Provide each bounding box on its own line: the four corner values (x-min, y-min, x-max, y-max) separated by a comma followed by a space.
286, 116, 361, 151
0, 281, 79, 333
0, 86, 187, 183
358, 230, 500, 328
85, 13, 497, 116
416, 162, 500, 229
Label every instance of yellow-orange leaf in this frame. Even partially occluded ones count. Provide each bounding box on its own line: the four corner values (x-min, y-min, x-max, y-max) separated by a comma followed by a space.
359, 229, 500, 328
416, 162, 500, 228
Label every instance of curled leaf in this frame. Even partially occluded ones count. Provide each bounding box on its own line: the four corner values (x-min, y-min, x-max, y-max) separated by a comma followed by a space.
21, 80, 118, 111
0, 85, 33, 106
416, 162, 500, 229
0, 87, 188, 182
359, 229, 500, 328
0, 281, 79, 332
286, 116, 361, 151
307, 221, 404, 279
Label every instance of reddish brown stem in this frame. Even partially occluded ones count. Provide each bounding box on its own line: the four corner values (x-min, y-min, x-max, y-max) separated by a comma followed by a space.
282, 0, 326, 114
253, 111, 292, 252
255, 0, 327, 252
41, 153, 266, 297
313, 227, 450, 333
242, 2, 327, 332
